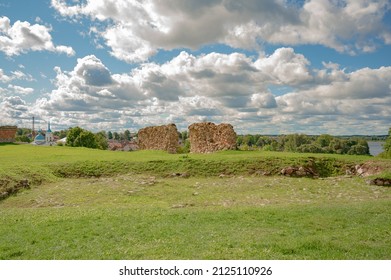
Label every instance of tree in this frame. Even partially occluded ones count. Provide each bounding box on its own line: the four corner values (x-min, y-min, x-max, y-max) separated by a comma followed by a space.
283, 134, 311, 152
74, 130, 98, 149
124, 130, 131, 141
381, 128, 391, 158
66, 127, 84, 147
95, 131, 108, 150
66, 127, 107, 150
297, 143, 323, 153
317, 134, 333, 147
107, 131, 113, 140
181, 131, 188, 141
384, 128, 391, 153
347, 144, 369, 155
54, 129, 68, 139
236, 135, 243, 146
113, 132, 120, 140
243, 134, 255, 146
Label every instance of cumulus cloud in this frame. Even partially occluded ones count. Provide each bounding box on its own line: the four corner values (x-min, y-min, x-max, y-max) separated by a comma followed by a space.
0, 68, 35, 83
7, 84, 34, 95
249, 92, 277, 109
0, 96, 30, 125
29, 47, 390, 134
0, 69, 12, 83
0, 16, 75, 56
51, 0, 391, 62
254, 48, 312, 85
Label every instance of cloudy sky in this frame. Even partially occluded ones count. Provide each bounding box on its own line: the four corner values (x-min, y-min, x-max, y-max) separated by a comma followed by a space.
1, 0, 391, 135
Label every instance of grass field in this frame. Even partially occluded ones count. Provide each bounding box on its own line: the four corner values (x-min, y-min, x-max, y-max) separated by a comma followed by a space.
1, 144, 390, 259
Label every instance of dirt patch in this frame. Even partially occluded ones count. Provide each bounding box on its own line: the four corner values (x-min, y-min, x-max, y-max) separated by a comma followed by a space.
0, 179, 30, 200
354, 161, 391, 177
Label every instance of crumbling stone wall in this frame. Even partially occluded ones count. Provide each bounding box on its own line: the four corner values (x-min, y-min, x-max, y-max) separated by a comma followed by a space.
188, 122, 237, 153
0, 126, 17, 143
138, 124, 179, 153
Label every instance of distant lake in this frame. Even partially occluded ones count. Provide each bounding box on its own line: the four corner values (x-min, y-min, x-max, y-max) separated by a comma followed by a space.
368, 141, 385, 156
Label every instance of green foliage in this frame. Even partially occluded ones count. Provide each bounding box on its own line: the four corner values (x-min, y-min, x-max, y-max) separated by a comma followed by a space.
66, 127, 107, 150
180, 131, 188, 141
380, 128, 391, 158
177, 139, 190, 154
238, 134, 371, 156
297, 143, 323, 153
75, 131, 98, 149
385, 128, 391, 151
66, 127, 84, 147
317, 134, 333, 147
124, 130, 131, 141
53, 129, 68, 139
281, 134, 312, 152
243, 134, 256, 146
107, 131, 113, 139
95, 131, 108, 150
15, 135, 31, 143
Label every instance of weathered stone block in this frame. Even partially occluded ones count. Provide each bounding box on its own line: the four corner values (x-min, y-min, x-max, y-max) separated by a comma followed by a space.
188, 122, 237, 153
138, 124, 179, 153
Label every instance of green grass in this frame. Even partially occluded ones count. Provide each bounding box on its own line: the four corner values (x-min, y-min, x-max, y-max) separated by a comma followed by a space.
1, 144, 390, 259
1, 175, 390, 259
0, 143, 375, 181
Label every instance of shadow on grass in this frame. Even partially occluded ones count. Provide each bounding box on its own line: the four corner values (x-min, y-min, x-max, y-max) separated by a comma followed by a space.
0, 142, 20, 146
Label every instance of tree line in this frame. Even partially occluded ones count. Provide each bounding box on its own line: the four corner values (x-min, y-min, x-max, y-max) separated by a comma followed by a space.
237, 133, 372, 155
13, 125, 391, 157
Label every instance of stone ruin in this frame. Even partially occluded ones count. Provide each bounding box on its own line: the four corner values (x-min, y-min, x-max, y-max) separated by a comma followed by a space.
188, 122, 237, 153
0, 126, 17, 143
138, 123, 179, 153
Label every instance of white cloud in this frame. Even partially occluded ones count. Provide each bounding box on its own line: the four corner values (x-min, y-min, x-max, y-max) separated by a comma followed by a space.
7, 84, 34, 95
254, 48, 312, 85
0, 16, 75, 56
0, 96, 30, 125
0, 69, 12, 83
249, 92, 277, 109
51, 0, 391, 62
0, 68, 35, 84
28, 48, 390, 134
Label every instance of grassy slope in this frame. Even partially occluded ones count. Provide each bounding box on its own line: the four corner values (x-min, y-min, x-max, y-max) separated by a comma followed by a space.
1, 144, 390, 259
0, 143, 378, 181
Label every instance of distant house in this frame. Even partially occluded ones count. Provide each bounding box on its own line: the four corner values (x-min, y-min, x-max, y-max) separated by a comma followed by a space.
108, 139, 139, 151
57, 137, 67, 145
0, 126, 17, 143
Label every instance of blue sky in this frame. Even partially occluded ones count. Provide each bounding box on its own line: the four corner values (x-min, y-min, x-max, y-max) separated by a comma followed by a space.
1, 0, 391, 135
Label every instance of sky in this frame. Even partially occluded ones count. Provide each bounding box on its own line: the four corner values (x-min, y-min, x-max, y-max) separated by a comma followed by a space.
1, 0, 391, 135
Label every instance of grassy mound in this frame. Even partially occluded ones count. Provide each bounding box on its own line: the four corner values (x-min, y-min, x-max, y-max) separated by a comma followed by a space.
0, 144, 382, 200
1, 144, 390, 260
0, 145, 361, 198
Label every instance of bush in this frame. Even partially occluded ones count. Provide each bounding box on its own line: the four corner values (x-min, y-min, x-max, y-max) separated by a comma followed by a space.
297, 143, 323, 154
347, 144, 370, 155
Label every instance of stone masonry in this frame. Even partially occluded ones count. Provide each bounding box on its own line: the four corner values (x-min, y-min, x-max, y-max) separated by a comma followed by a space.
188, 122, 237, 153
138, 124, 179, 153
0, 126, 17, 143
